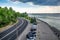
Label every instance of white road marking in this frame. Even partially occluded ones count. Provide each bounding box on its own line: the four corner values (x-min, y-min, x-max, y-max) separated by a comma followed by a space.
0, 19, 24, 40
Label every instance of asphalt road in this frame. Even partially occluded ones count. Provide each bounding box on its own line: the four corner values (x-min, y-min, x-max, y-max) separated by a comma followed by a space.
16, 22, 32, 40
0, 18, 28, 40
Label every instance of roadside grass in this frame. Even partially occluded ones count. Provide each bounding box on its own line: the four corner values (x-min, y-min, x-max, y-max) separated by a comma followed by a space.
0, 20, 18, 32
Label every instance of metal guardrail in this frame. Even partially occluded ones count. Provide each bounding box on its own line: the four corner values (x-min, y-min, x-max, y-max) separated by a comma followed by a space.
0, 19, 28, 40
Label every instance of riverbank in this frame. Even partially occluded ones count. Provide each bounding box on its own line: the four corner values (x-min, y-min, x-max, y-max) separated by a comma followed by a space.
37, 19, 60, 39
0, 20, 18, 33
36, 19, 59, 40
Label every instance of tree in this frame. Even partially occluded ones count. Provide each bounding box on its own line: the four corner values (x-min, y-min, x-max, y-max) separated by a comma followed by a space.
0, 7, 18, 27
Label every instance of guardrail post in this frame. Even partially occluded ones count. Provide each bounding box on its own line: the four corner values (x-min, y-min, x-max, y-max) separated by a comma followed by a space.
16, 29, 18, 40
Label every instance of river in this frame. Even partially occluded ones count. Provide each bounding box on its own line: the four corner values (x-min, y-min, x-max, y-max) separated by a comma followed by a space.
28, 13, 60, 30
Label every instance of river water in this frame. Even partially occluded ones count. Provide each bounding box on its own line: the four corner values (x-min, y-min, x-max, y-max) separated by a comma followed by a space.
29, 14, 60, 30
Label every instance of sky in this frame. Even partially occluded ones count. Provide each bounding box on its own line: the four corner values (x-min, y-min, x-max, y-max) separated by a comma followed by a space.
0, 0, 60, 13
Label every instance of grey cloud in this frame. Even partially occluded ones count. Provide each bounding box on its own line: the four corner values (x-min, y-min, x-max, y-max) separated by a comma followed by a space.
10, 0, 60, 5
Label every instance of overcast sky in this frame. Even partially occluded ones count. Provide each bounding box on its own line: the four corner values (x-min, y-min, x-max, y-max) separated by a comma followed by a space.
0, 0, 60, 13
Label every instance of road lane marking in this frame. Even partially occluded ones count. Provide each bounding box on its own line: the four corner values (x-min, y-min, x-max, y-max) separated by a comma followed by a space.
0, 19, 24, 40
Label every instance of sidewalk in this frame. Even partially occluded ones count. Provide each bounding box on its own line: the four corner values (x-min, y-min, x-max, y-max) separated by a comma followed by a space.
36, 20, 59, 40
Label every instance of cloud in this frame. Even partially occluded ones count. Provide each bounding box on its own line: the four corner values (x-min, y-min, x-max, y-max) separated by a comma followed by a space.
9, 0, 20, 4
11, 6, 60, 13
10, 0, 19, 2
26, 2, 34, 6
10, 0, 60, 5
1, 6, 60, 13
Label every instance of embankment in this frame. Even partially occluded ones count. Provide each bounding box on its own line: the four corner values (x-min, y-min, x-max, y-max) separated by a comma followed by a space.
37, 19, 60, 40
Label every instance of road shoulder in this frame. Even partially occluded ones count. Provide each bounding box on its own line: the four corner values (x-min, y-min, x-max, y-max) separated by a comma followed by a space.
16, 21, 32, 40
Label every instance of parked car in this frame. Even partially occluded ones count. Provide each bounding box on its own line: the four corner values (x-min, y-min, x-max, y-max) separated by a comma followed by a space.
27, 37, 36, 40
26, 32, 36, 40
31, 31, 36, 35
31, 25, 37, 31
30, 28, 36, 31
33, 22, 37, 25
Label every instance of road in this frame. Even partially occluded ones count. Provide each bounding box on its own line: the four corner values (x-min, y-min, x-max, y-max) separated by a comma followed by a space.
0, 18, 28, 40
36, 19, 59, 40
16, 21, 32, 40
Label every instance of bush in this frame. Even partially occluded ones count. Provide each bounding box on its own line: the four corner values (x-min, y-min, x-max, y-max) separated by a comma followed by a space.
30, 17, 37, 25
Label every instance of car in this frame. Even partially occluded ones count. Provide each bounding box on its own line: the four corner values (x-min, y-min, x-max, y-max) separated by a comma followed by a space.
30, 29, 36, 31
31, 25, 37, 31
27, 37, 36, 40
26, 32, 36, 40
33, 22, 37, 25
31, 31, 36, 35
26, 32, 36, 38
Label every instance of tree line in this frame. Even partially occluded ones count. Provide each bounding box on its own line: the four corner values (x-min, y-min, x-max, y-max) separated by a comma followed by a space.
0, 7, 37, 28
0, 7, 28, 28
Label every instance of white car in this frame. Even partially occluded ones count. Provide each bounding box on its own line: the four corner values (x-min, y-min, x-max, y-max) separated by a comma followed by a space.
27, 37, 36, 40
31, 25, 37, 31
26, 32, 36, 40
